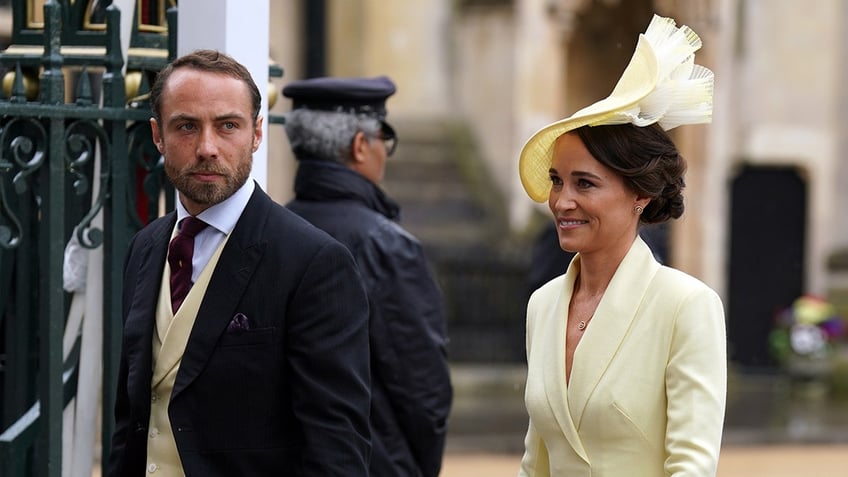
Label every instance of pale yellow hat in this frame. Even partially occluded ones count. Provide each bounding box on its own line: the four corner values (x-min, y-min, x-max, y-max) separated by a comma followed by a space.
519, 14, 714, 202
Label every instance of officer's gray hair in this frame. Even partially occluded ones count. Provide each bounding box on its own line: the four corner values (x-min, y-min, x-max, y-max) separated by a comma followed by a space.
284, 109, 382, 165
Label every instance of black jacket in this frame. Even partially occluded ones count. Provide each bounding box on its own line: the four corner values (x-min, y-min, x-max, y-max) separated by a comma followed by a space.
287, 160, 453, 477
109, 186, 371, 476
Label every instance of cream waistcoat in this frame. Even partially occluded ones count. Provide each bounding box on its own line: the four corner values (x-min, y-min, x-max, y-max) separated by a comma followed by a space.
146, 234, 230, 476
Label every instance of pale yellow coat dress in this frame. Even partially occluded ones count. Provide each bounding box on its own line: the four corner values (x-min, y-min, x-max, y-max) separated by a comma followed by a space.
519, 237, 726, 477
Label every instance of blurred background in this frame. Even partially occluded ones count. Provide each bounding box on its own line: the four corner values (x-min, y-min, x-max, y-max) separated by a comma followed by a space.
2, 0, 848, 475
263, 0, 848, 455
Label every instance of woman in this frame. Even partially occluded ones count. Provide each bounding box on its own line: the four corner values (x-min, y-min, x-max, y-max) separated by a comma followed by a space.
517, 15, 726, 477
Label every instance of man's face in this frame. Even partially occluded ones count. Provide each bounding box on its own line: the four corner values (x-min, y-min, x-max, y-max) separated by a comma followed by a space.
151, 68, 263, 215
351, 130, 390, 185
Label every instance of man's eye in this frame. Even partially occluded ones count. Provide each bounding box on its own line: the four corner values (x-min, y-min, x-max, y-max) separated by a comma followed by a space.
223, 122, 236, 129
178, 123, 195, 131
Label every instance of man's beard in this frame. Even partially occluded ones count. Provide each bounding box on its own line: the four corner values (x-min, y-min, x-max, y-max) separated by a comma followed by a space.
166, 160, 252, 207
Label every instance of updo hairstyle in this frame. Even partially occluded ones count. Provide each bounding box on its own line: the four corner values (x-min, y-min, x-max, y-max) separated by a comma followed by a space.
573, 123, 686, 224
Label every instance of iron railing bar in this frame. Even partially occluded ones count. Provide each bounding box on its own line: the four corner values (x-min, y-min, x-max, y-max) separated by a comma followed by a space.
100, 5, 129, 467
0, 105, 152, 121
36, 2, 66, 475
0, 364, 79, 476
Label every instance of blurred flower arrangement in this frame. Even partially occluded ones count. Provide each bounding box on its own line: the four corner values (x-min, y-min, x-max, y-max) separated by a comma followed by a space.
769, 295, 847, 368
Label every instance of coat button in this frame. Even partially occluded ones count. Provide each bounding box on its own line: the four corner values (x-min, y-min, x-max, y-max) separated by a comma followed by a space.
149, 427, 159, 439
147, 462, 158, 473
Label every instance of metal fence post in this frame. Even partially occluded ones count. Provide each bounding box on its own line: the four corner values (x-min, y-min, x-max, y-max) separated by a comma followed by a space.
35, 3, 66, 475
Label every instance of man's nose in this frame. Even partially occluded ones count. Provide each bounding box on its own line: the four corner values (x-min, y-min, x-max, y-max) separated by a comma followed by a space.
196, 127, 219, 158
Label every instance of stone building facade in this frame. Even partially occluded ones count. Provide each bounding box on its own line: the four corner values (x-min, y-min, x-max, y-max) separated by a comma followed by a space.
266, 0, 848, 367
1, 0, 840, 365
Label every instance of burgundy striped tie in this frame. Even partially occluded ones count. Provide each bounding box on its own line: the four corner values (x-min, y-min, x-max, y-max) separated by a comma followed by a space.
168, 216, 209, 314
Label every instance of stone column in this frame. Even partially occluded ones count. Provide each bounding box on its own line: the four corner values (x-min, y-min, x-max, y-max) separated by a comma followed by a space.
178, 0, 270, 189
511, 0, 575, 229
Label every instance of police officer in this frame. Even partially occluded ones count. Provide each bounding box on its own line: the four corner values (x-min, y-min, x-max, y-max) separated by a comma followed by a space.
282, 76, 453, 477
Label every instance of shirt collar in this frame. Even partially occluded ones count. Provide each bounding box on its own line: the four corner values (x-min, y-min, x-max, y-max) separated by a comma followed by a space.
175, 179, 255, 235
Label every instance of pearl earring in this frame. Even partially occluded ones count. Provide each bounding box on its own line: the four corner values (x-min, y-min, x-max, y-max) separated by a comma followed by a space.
635, 205, 644, 215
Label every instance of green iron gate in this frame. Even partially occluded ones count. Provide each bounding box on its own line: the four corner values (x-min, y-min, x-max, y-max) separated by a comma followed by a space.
0, 1, 176, 475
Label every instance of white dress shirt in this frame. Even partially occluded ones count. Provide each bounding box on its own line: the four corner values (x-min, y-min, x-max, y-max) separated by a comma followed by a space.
173, 179, 254, 283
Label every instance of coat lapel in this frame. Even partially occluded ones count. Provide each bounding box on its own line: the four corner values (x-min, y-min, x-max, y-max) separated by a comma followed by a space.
567, 237, 660, 427
124, 214, 176, 403
542, 267, 590, 462
171, 188, 270, 398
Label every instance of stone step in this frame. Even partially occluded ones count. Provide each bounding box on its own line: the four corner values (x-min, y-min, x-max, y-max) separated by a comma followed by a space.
447, 364, 528, 453
382, 118, 499, 250
393, 141, 461, 164
400, 198, 489, 222
392, 117, 461, 142
384, 162, 467, 185
411, 226, 490, 250
383, 180, 472, 203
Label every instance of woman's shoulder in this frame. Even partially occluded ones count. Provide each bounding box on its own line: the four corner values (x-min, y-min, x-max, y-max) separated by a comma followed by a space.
530, 274, 568, 301
652, 265, 721, 303
526, 274, 569, 326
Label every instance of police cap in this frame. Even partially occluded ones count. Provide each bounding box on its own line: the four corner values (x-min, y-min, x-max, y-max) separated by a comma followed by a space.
282, 75, 396, 122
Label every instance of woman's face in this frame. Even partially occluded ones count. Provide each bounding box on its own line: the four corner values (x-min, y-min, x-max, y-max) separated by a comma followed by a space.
547, 132, 644, 256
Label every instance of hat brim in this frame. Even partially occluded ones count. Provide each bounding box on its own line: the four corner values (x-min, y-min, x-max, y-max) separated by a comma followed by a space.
518, 34, 658, 202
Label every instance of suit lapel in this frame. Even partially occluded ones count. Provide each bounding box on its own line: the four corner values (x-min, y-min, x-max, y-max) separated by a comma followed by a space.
124, 214, 176, 403
171, 188, 270, 398
567, 237, 659, 427
542, 267, 589, 462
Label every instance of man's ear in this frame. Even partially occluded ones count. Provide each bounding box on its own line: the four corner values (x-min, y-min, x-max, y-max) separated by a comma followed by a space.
150, 118, 164, 154
252, 116, 264, 153
351, 131, 369, 164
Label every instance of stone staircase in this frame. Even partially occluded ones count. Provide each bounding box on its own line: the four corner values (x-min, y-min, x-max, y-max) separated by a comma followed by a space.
446, 364, 528, 453
382, 118, 505, 253
381, 119, 531, 452
381, 117, 530, 365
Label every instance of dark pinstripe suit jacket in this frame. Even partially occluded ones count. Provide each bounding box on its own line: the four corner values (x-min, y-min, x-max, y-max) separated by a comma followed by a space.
108, 185, 371, 476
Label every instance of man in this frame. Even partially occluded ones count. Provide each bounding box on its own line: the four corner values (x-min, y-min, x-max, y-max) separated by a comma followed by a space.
283, 76, 453, 477
108, 50, 371, 476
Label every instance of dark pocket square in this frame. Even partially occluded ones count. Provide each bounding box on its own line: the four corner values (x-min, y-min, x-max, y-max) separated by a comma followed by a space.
227, 313, 250, 332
